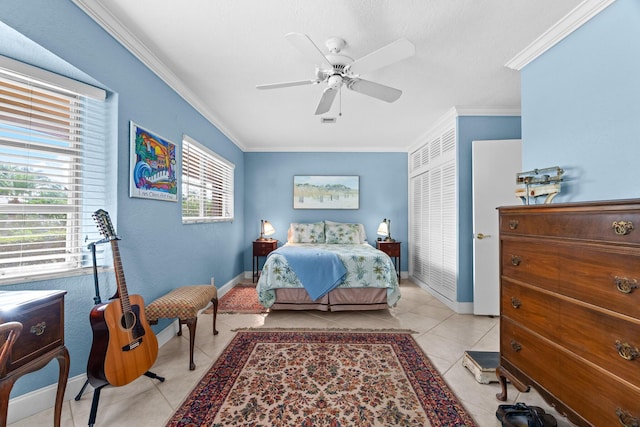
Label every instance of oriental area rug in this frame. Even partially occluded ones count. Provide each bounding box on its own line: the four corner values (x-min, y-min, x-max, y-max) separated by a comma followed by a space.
204, 283, 268, 314
166, 330, 476, 427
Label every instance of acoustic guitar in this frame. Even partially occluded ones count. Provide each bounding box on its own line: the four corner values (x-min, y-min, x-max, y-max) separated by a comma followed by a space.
87, 209, 158, 388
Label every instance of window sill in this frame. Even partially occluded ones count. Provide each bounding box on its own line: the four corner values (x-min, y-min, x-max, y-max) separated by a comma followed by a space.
0, 266, 112, 287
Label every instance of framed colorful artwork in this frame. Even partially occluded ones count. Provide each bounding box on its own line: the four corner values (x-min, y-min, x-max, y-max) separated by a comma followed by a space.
129, 122, 178, 202
293, 175, 359, 209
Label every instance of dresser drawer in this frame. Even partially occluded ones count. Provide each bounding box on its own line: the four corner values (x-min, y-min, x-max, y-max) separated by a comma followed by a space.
500, 209, 640, 244
502, 238, 640, 318
501, 239, 560, 293
501, 318, 640, 427
500, 318, 562, 397
7, 297, 64, 371
558, 299, 640, 389
501, 279, 560, 340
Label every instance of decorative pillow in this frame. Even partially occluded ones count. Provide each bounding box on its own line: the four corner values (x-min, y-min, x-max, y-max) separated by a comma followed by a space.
325, 222, 362, 244
289, 222, 325, 243
325, 221, 367, 243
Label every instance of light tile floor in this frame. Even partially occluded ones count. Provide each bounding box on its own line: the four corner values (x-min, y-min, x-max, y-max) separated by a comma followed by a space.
9, 280, 576, 427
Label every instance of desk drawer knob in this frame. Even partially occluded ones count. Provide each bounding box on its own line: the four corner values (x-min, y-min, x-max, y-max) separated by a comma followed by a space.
511, 255, 521, 266
30, 321, 46, 336
511, 297, 522, 309
509, 220, 519, 230
615, 340, 639, 361
615, 276, 638, 294
616, 408, 639, 427
612, 220, 634, 236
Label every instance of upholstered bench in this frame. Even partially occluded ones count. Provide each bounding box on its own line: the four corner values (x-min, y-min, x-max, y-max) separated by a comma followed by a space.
145, 285, 218, 370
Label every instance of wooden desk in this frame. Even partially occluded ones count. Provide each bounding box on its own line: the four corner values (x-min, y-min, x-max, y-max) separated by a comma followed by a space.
0, 290, 69, 427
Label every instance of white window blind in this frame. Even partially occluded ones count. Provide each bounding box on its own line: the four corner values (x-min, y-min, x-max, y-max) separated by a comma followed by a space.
182, 135, 234, 223
0, 57, 109, 283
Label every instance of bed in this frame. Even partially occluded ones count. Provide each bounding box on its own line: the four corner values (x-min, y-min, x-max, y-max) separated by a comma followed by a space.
256, 221, 400, 311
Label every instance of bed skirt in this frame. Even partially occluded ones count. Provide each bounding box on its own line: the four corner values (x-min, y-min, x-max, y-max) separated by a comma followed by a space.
269, 287, 388, 311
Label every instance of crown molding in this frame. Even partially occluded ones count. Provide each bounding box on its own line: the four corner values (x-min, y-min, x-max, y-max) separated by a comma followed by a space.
72, 0, 247, 151
408, 106, 521, 153
453, 106, 521, 117
506, 0, 616, 71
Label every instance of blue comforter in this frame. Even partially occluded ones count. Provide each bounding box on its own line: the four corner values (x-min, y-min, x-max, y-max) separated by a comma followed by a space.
268, 246, 346, 300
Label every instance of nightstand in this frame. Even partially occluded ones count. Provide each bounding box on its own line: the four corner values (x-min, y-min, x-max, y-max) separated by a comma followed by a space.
376, 240, 401, 282
253, 240, 278, 283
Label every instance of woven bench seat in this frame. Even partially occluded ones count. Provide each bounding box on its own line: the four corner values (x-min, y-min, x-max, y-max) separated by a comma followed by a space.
146, 285, 218, 370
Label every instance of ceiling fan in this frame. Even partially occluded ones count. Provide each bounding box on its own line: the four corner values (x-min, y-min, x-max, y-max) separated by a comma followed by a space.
256, 32, 415, 115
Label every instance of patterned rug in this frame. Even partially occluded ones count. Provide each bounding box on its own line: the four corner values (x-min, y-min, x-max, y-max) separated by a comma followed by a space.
204, 283, 268, 314
166, 330, 476, 427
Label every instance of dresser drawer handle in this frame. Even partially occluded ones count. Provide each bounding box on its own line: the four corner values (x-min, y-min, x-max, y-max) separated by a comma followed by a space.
616, 408, 639, 427
615, 340, 639, 361
30, 321, 47, 336
510, 340, 522, 352
510, 297, 522, 309
509, 220, 519, 230
615, 276, 638, 294
612, 220, 634, 236
511, 255, 521, 266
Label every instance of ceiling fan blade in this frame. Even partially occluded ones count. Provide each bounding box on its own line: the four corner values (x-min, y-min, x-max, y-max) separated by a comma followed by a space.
348, 38, 415, 75
315, 87, 338, 115
347, 78, 402, 103
285, 32, 334, 70
256, 79, 318, 90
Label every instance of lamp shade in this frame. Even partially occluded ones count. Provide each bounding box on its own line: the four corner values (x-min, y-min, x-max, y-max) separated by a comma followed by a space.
263, 221, 275, 237
377, 219, 389, 237
377, 218, 394, 241
258, 219, 276, 240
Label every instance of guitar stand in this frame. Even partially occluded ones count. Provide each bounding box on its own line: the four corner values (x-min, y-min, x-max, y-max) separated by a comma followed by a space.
75, 240, 165, 426
86, 372, 165, 427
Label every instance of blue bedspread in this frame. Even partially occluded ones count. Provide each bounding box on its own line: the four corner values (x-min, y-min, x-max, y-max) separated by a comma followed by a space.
269, 246, 347, 300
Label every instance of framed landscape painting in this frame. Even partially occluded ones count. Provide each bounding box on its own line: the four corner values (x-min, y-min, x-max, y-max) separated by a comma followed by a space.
293, 175, 359, 209
129, 122, 178, 202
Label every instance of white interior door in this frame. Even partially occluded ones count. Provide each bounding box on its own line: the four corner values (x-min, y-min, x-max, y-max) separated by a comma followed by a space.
472, 139, 522, 315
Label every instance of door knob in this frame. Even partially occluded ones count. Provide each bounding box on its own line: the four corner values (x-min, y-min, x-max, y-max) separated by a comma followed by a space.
476, 233, 491, 239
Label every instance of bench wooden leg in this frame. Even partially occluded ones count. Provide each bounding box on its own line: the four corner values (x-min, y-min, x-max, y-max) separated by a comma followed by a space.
179, 317, 197, 370
211, 297, 219, 335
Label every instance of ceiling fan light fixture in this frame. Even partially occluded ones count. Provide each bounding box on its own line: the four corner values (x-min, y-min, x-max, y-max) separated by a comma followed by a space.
327, 75, 343, 89
321, 117, 337, 124
257, 33, 414, 115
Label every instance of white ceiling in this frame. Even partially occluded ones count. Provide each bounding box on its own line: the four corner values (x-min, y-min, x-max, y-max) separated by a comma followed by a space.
74, 0, 583, 152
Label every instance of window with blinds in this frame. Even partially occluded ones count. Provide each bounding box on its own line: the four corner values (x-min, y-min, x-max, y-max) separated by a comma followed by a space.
181, 135, 234, 223
0, 56, 108, 283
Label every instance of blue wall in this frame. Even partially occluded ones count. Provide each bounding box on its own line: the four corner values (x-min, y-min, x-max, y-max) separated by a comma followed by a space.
456, 116, 522, 302
244, 152, 409, 271
521, 0, 640, 202
1, 0, 245, 397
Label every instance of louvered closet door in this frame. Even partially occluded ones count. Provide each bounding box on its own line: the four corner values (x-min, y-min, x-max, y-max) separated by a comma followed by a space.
409, 124, 457, 303
411, 174, 425, 278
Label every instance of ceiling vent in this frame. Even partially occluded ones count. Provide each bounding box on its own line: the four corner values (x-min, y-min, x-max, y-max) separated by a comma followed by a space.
321, 117, 337, 124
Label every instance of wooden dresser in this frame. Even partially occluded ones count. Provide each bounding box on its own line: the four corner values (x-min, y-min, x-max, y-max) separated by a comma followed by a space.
496, 199, 640, 427
0, 290, 69, 427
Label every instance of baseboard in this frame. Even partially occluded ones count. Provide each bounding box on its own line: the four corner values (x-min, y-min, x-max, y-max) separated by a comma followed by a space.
409, 276, 474, 314
7, 273, 245, 424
